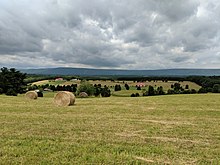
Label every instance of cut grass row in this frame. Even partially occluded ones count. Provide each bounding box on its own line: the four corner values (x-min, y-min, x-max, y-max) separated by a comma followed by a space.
0, 94, 219, 164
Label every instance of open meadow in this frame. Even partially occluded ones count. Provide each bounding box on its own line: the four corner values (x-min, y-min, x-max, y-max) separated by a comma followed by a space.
0, 93, 220, 164
32, 79, 201, 97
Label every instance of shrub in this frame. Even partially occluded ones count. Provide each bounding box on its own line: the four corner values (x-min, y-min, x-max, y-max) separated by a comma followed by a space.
37, 91, 44, 97
125, 84, 130, 90
198, 87, 208, 93
190, 89, 197, 94
182, 90, 191, 94
148, 85, 155, 96
101, 87, 111, 97
94, 86, 101, 97
156, 86, 165, 95
131, 93, 140, 97
77, 81, 95, 96
115, 84, 121, 91
212, 84, 220, 93
5, 88, 17, 96
167, 89, 175, 94
0, 88, 3, 94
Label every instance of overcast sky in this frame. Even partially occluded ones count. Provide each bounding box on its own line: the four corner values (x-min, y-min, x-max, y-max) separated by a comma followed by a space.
0, 0, 220, 69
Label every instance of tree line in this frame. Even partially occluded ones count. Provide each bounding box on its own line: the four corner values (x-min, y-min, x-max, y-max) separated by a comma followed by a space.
0, 67, 27, 96
1, 67, 220, 96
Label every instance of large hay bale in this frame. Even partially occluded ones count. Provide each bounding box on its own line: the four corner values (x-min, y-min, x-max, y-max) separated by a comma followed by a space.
25, 91, 38, 99
79, 92, 88, 98
54, 91, 75, 106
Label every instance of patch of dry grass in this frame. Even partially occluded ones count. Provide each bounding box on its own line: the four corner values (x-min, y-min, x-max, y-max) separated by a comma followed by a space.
0, 94, 219, 164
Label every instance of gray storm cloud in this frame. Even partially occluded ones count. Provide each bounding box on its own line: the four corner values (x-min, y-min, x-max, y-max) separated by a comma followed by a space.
0, 0, 220, 69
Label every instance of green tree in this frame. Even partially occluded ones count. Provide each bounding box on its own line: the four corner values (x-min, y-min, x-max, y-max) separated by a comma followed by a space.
114, 84, 121, 91
156, 86, 165, 95
77, 81, 95, 96
101, 86, 111, 97
94, 84, 102, 97
125, 84, 130, 90
0, 67, 27, 95
148, 85, 155, 96
212, 84, 220, 93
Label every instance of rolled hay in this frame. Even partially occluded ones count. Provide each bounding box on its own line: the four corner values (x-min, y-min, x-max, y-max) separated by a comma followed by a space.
79, 92, 88, 98
54, 91, 75, 106
25, 91, 38, 99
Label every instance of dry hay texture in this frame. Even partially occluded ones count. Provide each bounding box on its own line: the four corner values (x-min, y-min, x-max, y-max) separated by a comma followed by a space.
79, 92, 88, 98
54, 91, 75, 106
25, 91, 38, 99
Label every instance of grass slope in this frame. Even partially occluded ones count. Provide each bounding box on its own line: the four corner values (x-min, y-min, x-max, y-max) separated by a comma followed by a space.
0, 94, 220, 164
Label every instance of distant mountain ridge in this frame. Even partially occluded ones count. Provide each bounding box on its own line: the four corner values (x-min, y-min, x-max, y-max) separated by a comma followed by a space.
20, 67, 220, 76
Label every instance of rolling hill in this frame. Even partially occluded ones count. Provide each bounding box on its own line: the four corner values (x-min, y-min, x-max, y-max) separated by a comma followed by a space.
20, 67, 220, 76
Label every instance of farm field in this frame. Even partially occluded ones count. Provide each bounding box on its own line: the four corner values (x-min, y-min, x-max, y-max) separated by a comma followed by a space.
33, 80, 200, 90
32, 80, 201, 97
0, 93, 220, 164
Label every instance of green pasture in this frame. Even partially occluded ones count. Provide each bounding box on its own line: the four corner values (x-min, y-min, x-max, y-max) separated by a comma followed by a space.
32, 80, 201, 97
32, 80, 200, 90
0, 93, 220, 164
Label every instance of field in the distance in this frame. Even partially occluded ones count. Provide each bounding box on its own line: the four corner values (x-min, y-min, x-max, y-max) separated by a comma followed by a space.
0, 93, 219, 164
32, 80, 201, 97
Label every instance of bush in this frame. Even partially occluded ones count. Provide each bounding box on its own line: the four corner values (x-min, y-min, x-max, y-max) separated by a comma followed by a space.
148, 85, 155, 96
77, 81, 95, 96
198, 87, 208, 93
125, 84, 130, 90
5, 88, 17, 96
182, 90, 191, 94
101, 87, 111, 97
212, 84, 220, 93
37, 91, 43, 97
190, 89, 197, 94
131, 93, 140, 97
115, 84, 121, 91
156, 86, 165, 95
94, 86, 101, 97
0, 88, 3, 94
167, 89, 175, 94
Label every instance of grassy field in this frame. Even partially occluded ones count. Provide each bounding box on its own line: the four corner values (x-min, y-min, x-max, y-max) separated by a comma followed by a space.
0, 93, 220, 164
32, 80, 200, 90
32, 80, 201, 97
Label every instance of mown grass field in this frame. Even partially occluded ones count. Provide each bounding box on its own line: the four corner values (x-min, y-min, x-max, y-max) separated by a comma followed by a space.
0, 93, 220, 164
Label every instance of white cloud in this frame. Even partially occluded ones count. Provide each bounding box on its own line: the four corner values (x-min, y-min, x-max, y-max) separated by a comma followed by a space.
0, 0, 220, 69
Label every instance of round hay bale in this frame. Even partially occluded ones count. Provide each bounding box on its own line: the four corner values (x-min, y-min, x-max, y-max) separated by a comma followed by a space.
54, 91, 75, 106
79, 92, 88, 98
25, 91, 38, 99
